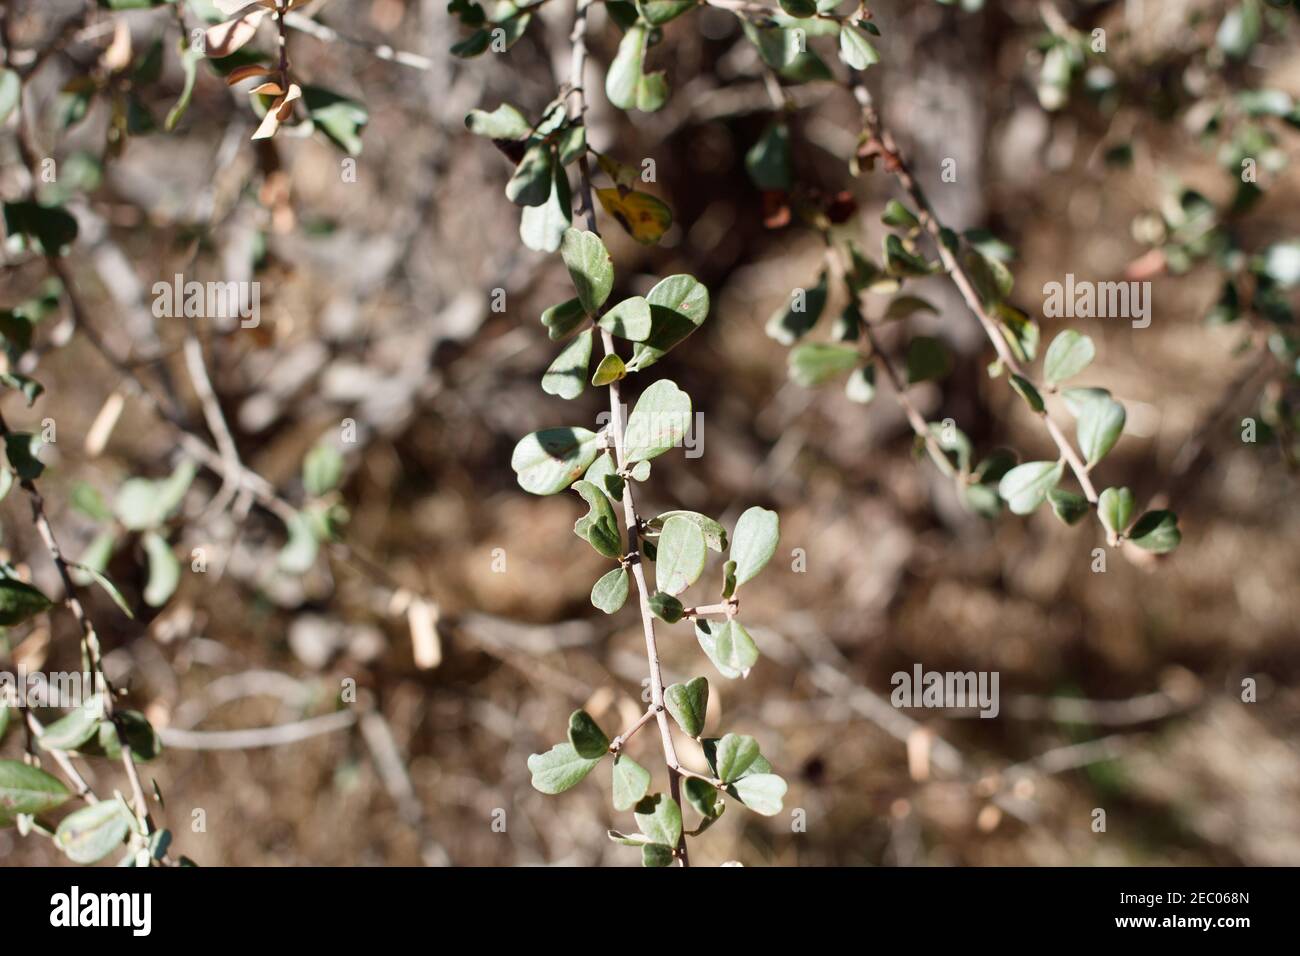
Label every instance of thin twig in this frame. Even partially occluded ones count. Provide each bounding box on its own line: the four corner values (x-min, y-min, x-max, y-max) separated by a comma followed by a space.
568, 0, 688, 866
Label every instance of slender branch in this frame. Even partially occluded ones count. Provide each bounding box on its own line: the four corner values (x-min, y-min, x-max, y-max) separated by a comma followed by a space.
609, 706, 658, 753
849, 81, 1100, 503
283, 11, 434, 72
568, 0, 688, 866
157, 709, 357, 750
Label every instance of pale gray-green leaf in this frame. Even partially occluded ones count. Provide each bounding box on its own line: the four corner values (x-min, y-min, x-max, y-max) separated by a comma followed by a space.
591, 566, 630, 614
664, 677, 709, 737
625, 379, 692, 463
612, 755, 651, 811
511, 427, 600, 495
729, 506, 779, 586
997, 460, 1064, 515
542, 328, 593, 400
527, 743, 601, 794
655, 515, 706, 596
1042, 329, 1095, 385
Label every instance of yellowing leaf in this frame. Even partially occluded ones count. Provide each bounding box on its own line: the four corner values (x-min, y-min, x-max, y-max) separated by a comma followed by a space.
596, 188, 671, 245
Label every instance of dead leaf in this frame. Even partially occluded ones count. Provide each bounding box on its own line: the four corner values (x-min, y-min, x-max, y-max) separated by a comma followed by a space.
205, 8, 269, 59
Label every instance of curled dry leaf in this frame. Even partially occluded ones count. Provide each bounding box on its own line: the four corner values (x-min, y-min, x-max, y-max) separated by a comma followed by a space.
226, 65, 275, 86
205, 8, 269, 60
251, 83, 301, 141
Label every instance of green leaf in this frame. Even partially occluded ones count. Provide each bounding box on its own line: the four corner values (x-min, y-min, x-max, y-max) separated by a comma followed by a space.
556, 125, 586, 165
766, 273, 829, 345
142, 531, 180, 607
684, 777, 723, 819
541, 297, 587, 341
778, 0, 818, 15
965, 249, 1014, 305
743, 23, 801, 69
730, 773, 787, 816
883, 234, 935, 277
512, 427, 600, 495
465, 102, 530, 139
628, 274, 710, 371
1128, 510, 1181, 553
0, 578, 53, 626
37, 698, 104, 753
1047, 488, 1089, 526
695, 619, 759, 679
730, 506, 779, 587
646, 511, 727, 551
542, 328, 593, 400
76, 710, 161, 763
520, 160, 572, 253
881, 200, 919, 232
4, 431, 44, 481
527, 743, 601, 794
591, 353, 626, 387
997, 460, 1064, 515
506, 144, 553, 207
995, 304, 1039, 363
1098, 486, 1134, 538
641, 843, 675, 866
0, 760, 70, 826
745, 122, 792, 192
648, 591, 684, 624
560, 229, 614, 314
839, 23, 880, 70
277, 511, 319, 574
1061, 387, 1112, 417
636, 0, 695, 25
0, 371, 44, 406
70, 484, 111, 522
591, 567, 629, 614
1076, 395, 1126, 466
624, 379, 692, 463
664, 677, 709, 737
598, 296, 652, 341
114, 459, 196, 530
572, 480, 622, 559
883, 295, 938, 321
165, 40, 202, 131
0, 69, 18, 126
905, 336, 952, 384
634, 793, 683, 847
605, 24, 665, 113
715, 733, 760, 783
1217, 0, 1261, 60
567, 709, 610, 759
55, 800, 133, 864
789, 342, 858, 387
303, 443, 344, 497
3, 201, 78, 256
655, 515, 707, 596
720, 559, 737, 600
1009, 374, 1044, 412
612, 755, 651, 811
846, 365, 877, 404
1042, 330, 1095, 385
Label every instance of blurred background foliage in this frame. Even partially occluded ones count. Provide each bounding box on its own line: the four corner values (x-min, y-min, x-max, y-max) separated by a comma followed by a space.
1, 0, 1298, 865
